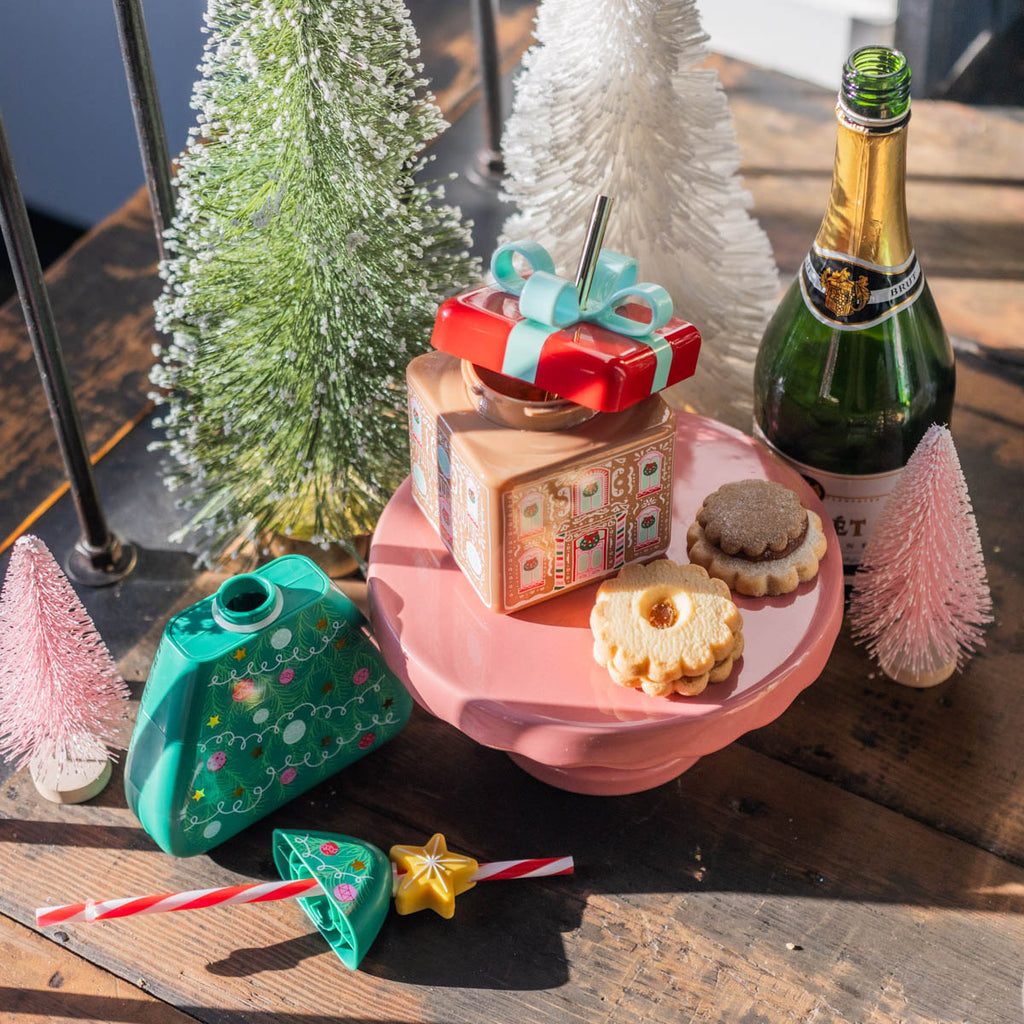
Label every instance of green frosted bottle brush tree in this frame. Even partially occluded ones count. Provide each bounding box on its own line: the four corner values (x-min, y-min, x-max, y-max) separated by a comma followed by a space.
152, 0, 478, 565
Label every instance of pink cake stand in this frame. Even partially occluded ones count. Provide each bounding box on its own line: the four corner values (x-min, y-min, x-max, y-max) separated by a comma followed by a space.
368, 412, 844, 796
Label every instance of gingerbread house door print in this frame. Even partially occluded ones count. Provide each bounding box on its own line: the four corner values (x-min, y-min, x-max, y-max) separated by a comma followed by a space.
573, 528, 608, 580
636, 506, 660, 548
638, 452, 664, 496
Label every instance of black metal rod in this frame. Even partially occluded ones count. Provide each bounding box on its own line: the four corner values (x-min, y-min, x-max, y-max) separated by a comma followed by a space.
113, 0, 175, 260
471, 0, 505, 179
0, 109, 129, 572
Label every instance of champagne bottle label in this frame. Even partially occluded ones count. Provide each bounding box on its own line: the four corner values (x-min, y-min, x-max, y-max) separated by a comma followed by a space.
754, 427, 902, 570
799, 245, 922, 330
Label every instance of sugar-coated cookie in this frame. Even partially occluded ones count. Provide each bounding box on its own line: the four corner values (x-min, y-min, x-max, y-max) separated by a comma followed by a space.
686, 479, 827, 597
591, 560, 743, 698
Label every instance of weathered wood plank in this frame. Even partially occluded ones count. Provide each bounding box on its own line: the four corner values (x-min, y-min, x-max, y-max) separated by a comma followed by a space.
2, 706, 1024, 1023
0, 912, 197, 1023
1, 187, 161, 543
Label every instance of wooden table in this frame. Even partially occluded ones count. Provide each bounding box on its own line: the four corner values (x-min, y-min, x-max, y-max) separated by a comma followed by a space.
2, 35, 1023, 1024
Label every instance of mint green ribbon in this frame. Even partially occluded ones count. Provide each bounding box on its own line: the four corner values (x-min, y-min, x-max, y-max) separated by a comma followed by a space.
490, 241, 675, 390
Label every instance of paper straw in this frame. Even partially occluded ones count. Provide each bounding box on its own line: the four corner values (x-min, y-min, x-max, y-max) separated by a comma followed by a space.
36, 856, 573, 927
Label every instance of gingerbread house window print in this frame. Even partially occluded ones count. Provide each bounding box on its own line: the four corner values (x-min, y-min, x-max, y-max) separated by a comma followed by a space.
575, 469, 609, 515
638, 451, 663, 496
465, 476, 482, 526
436, 442, 451, 480
519, 492, 544, 536
410, 396, 425, 447
519, 549, 545, 592
636, 506, 660, 548
574, 528, 607, 580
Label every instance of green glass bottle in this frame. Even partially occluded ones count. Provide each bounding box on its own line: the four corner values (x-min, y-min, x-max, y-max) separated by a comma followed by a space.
753, 46, 955, 578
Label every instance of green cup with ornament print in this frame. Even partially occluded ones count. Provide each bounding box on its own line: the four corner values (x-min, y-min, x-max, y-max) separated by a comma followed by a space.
125, 555, 412, 857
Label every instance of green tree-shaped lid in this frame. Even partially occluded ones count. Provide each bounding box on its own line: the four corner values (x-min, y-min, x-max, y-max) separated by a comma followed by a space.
272, 829, 392, 970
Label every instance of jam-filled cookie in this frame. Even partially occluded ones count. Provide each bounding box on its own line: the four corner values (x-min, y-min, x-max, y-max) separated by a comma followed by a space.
686, 479, 827, 597
591, 559, 743, 698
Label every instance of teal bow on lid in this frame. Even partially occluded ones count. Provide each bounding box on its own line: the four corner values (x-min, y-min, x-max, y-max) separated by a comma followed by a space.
490, 240, 675, 390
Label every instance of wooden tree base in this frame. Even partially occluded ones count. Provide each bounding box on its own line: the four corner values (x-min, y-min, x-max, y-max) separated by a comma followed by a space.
29, 737, 112, 804
218, 533, 371, 579
885, 658, 958, 688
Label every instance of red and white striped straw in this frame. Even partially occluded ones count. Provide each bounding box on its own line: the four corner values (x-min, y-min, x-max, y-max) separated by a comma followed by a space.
36, 876, 324, 927
35, 856, 573, 928
468, 856, 574, 882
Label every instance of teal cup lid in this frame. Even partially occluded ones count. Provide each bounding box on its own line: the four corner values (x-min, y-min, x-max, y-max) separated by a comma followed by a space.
272, 829, 392, 970
211, 573, 283, 632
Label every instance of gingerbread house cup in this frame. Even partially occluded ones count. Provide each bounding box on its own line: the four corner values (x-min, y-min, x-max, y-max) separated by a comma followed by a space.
406, 238, 700, 614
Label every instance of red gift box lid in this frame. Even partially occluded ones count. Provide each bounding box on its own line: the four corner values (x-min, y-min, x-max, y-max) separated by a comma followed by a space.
430, 284, 701, 413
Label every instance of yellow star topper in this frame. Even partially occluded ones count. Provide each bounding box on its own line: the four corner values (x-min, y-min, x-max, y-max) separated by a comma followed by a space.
389, 833, 478, 919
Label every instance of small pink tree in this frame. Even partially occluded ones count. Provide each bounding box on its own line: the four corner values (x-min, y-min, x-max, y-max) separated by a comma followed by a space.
0, 535, 129, 778
849, 425, 993, 686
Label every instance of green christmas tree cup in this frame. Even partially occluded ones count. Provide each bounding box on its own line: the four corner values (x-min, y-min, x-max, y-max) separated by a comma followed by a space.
125, 555, 412, 856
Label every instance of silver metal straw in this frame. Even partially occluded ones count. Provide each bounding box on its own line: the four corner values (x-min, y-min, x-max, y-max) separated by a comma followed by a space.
574, 195, 614, 307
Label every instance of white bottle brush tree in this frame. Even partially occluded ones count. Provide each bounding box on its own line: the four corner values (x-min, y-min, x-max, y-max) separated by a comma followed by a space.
500, 0, 778, 430
0, 536, 129, 802
153, 0, 479, 564
849, 425, 993, 687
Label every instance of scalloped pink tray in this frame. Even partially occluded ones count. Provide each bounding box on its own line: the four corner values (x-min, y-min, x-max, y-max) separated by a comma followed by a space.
368, 412, 844, 795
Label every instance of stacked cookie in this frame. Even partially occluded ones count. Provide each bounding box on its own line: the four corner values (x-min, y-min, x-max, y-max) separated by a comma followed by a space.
590, 560, 744, 697
589, 479, 828, 699
686, 480, 827, 598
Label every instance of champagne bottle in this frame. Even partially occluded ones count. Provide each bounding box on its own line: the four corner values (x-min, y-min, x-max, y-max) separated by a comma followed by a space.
753, 46, 955, 578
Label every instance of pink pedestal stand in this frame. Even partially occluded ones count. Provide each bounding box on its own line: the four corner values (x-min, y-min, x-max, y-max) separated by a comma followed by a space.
368, 412, 844, 795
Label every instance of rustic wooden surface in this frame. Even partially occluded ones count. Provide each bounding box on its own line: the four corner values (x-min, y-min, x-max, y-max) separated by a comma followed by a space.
2, 21, 1023, 1024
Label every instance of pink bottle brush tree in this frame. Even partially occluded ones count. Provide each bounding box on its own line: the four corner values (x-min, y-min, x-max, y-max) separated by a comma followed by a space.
0, 535, 130, 801
848, 425, 993, 687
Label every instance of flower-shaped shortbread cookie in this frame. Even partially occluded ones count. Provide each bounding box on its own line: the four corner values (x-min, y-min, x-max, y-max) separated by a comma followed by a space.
591, 560, 743, 697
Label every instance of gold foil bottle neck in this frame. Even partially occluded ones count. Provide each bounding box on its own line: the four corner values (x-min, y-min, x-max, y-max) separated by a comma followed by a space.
814, 106, 913, 268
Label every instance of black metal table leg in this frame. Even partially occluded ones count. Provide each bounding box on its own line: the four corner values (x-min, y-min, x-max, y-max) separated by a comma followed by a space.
0, 111, 136, 585
113, 0, 175, 260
